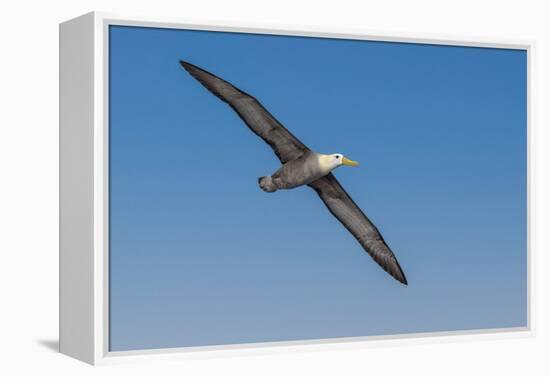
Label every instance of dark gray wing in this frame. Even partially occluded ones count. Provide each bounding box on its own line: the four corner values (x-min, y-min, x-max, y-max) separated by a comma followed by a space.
180, 61, 309, 163
309, 174, 407, 285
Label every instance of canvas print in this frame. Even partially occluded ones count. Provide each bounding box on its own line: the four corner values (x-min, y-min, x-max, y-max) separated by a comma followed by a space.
108, 25, 527, 351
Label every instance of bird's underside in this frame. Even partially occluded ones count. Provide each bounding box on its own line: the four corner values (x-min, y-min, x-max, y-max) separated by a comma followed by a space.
179, 60, 407, 285
259, 151, 328, 192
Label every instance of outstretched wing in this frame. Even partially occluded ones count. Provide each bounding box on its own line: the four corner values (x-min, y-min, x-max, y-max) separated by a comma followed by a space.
309, 174, 407, 284
181, 60, 406, 284
180, 61, 309, 163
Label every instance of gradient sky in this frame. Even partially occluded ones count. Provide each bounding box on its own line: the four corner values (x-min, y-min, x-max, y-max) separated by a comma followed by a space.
108, 25, 527, 351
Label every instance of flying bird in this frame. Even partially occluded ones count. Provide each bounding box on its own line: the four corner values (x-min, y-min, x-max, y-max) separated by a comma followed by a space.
179, 60, 407, 285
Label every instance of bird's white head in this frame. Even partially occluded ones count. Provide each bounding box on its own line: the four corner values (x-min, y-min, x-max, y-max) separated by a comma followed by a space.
318, 153, 359, 173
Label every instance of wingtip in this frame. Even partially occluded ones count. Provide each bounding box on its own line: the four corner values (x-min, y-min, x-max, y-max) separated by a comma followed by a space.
178, 60, 215, 80
390, 273, 408, 285
396, 268, 408, 285
384, 258, 407, 285
179, 60, 191, 70
180, 60, 202, 73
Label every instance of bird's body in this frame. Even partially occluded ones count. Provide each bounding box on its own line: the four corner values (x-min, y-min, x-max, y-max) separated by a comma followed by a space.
179, 60, 408, 285
259, 151, 343, 192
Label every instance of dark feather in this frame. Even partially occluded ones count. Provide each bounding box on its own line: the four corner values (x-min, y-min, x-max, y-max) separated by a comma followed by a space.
179, 60, 308, 163
309, 174, 407, 285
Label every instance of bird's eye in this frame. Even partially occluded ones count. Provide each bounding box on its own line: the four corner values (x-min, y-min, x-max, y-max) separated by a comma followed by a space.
335, 155, 340, 159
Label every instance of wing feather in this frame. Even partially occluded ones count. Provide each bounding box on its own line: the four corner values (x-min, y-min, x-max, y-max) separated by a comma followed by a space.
309, 174, 407, 284
180, 61, 308, 163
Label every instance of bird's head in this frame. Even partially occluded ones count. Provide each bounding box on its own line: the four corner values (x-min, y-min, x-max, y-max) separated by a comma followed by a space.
319, 153, 360, 172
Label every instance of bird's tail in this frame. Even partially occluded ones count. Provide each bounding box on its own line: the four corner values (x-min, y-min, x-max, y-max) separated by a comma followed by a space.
258, 176, 277, 192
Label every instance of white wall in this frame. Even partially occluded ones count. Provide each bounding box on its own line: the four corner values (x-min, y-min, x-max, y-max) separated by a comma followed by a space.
0, 0, 548, 375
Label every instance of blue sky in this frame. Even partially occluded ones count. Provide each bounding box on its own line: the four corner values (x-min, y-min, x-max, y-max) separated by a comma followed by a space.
108, 25, 527, 351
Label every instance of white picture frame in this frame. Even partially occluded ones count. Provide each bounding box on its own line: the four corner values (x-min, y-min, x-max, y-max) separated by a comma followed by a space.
59, 11, 535, 365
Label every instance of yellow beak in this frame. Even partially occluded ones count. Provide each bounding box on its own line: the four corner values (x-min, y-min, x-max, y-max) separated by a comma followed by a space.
342, 157, 359, 167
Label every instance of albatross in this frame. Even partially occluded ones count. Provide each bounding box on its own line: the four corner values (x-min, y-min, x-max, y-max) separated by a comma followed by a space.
179, 60, 407, 285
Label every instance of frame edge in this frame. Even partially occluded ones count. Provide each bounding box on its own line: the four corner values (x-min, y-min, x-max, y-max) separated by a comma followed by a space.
59, 11, 97, 365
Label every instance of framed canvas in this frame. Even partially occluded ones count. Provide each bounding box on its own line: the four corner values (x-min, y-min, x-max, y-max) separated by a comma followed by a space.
59, 11, 534, 365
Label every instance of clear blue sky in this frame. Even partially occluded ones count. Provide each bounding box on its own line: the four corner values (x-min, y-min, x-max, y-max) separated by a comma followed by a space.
108, 25, 527, 351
